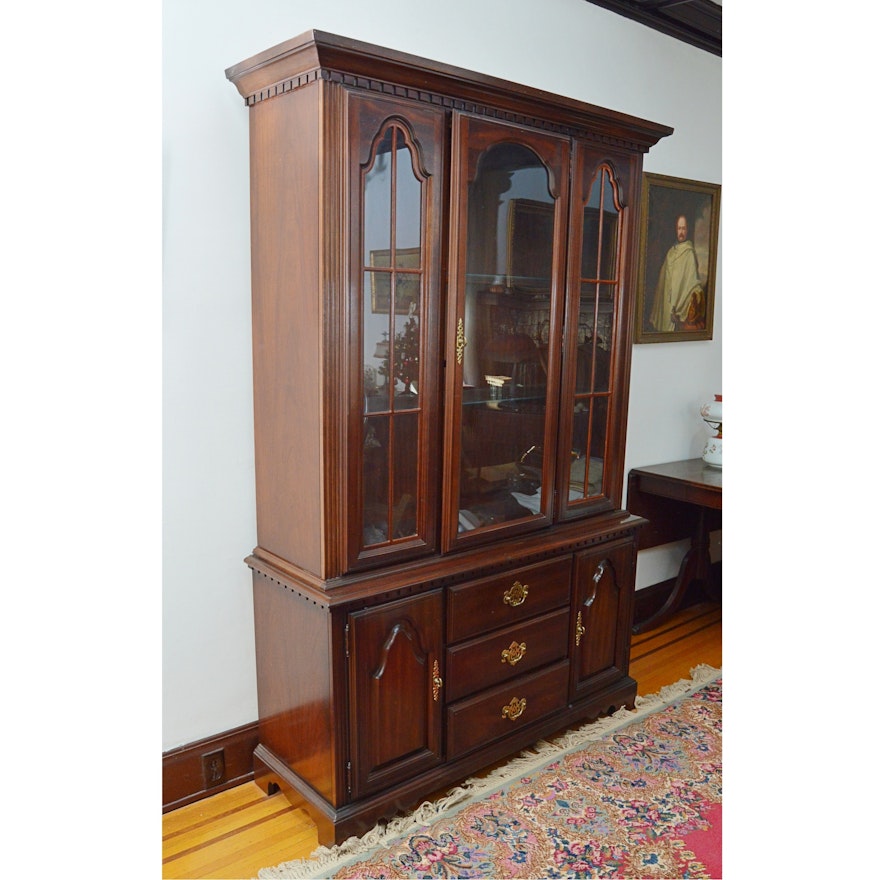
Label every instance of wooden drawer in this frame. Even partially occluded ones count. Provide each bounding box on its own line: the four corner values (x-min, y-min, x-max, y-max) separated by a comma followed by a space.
447, 557, 572, 643
445, 608, 570, 702
446, 661, 570, 759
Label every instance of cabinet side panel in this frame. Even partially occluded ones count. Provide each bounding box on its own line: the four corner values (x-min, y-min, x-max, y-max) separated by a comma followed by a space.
249, 85, 324, 574
252, 571, 335, 801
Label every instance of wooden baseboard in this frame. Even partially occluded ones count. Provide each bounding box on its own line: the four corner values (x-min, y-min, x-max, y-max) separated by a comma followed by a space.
163, 721, 259, 812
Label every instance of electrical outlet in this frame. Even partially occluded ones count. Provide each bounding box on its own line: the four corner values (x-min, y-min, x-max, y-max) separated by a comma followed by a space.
201, 748, 226, 788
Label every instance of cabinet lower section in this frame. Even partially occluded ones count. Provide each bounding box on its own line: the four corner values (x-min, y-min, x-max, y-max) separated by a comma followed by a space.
253, 672, 636, 846
247, 515, 642, 846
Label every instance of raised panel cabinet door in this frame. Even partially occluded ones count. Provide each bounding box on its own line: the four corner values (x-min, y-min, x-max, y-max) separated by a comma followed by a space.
347, 589, 444, 799
570, 540, 636, 700
557, 146, 640, 521
443, 113, 571, 551
348, 91, 447, 571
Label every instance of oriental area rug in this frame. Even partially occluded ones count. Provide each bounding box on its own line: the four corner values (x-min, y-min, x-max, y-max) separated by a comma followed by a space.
259, 665, 722, 880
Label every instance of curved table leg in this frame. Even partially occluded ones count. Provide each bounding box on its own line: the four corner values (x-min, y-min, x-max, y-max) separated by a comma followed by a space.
633, 508, 711, 634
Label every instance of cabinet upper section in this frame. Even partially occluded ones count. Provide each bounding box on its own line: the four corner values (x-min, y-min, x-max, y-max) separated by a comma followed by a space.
227, 32, 671, 583
226, 30, 672, 153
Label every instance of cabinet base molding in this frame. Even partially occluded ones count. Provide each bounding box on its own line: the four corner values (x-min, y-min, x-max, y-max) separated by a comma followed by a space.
256, 676, 636, 846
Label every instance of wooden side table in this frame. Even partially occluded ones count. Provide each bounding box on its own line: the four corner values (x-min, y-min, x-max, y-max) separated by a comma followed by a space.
627, 459, 721, 634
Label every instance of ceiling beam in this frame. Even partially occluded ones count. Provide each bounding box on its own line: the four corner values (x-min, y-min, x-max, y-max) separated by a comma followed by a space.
583, 0, 722, 56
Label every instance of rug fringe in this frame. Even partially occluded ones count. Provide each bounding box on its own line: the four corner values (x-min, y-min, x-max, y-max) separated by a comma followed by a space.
256, 665, 720, 880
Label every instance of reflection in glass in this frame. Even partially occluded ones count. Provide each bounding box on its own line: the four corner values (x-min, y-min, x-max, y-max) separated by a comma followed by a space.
396, 138, 422, 258
575, 282, 614, 396
392, 307, 420, 407
360, 123, 424, 548
456, 143, 556, 534
363, 129, 393, 265
568, 167, 620, 501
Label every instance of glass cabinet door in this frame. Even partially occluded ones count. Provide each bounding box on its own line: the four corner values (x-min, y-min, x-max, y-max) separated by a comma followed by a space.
557, 150, 633, 519
349, 93, 445, 568
443, 115, 570, 549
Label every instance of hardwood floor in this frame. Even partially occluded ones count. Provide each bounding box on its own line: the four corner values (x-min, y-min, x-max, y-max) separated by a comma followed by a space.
162, 601, 721, 879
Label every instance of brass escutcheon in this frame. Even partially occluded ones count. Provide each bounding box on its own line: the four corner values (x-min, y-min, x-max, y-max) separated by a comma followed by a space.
455, 318, 467, 365
503, 581, 529, 607
575, 610, 586, 647
501, 641, 526, 666
432, 659, 443, 702
501, 696, 526, 721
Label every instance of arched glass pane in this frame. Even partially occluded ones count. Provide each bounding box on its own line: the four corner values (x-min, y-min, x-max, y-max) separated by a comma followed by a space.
568, 166, 620, 503
395, 137, 422, 258
361, 124, 424, 549
599, 172, 619, 280
457, 143, 556, 533
581, 168, 619, 281
363, 128, 393, 265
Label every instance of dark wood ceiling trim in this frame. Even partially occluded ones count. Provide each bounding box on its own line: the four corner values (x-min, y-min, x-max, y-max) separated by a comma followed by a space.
583, 0, 722, 56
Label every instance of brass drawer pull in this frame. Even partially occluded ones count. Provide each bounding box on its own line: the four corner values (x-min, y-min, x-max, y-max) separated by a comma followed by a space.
432, 659, 443, 702
501, 696, 526, 721
503, 580, 529, 607
501, 641, 526, 666
575, 610, 586, 647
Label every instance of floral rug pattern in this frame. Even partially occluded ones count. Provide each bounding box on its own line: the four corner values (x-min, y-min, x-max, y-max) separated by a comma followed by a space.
261, 670, 722, 879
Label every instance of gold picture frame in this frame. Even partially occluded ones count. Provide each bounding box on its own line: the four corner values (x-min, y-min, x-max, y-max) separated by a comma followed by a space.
634, 173, 721, 343
369, 247, 421, 314
506, 198, 554, 291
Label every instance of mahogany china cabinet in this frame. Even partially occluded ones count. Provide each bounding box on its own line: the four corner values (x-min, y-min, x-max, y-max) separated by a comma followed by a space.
226, 31, 671, 845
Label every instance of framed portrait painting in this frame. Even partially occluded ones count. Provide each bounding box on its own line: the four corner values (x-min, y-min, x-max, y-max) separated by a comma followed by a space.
634, 173, 721, 343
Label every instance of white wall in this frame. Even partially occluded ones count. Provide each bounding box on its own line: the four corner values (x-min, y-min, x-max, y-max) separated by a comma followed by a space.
162, 0, 721, 751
